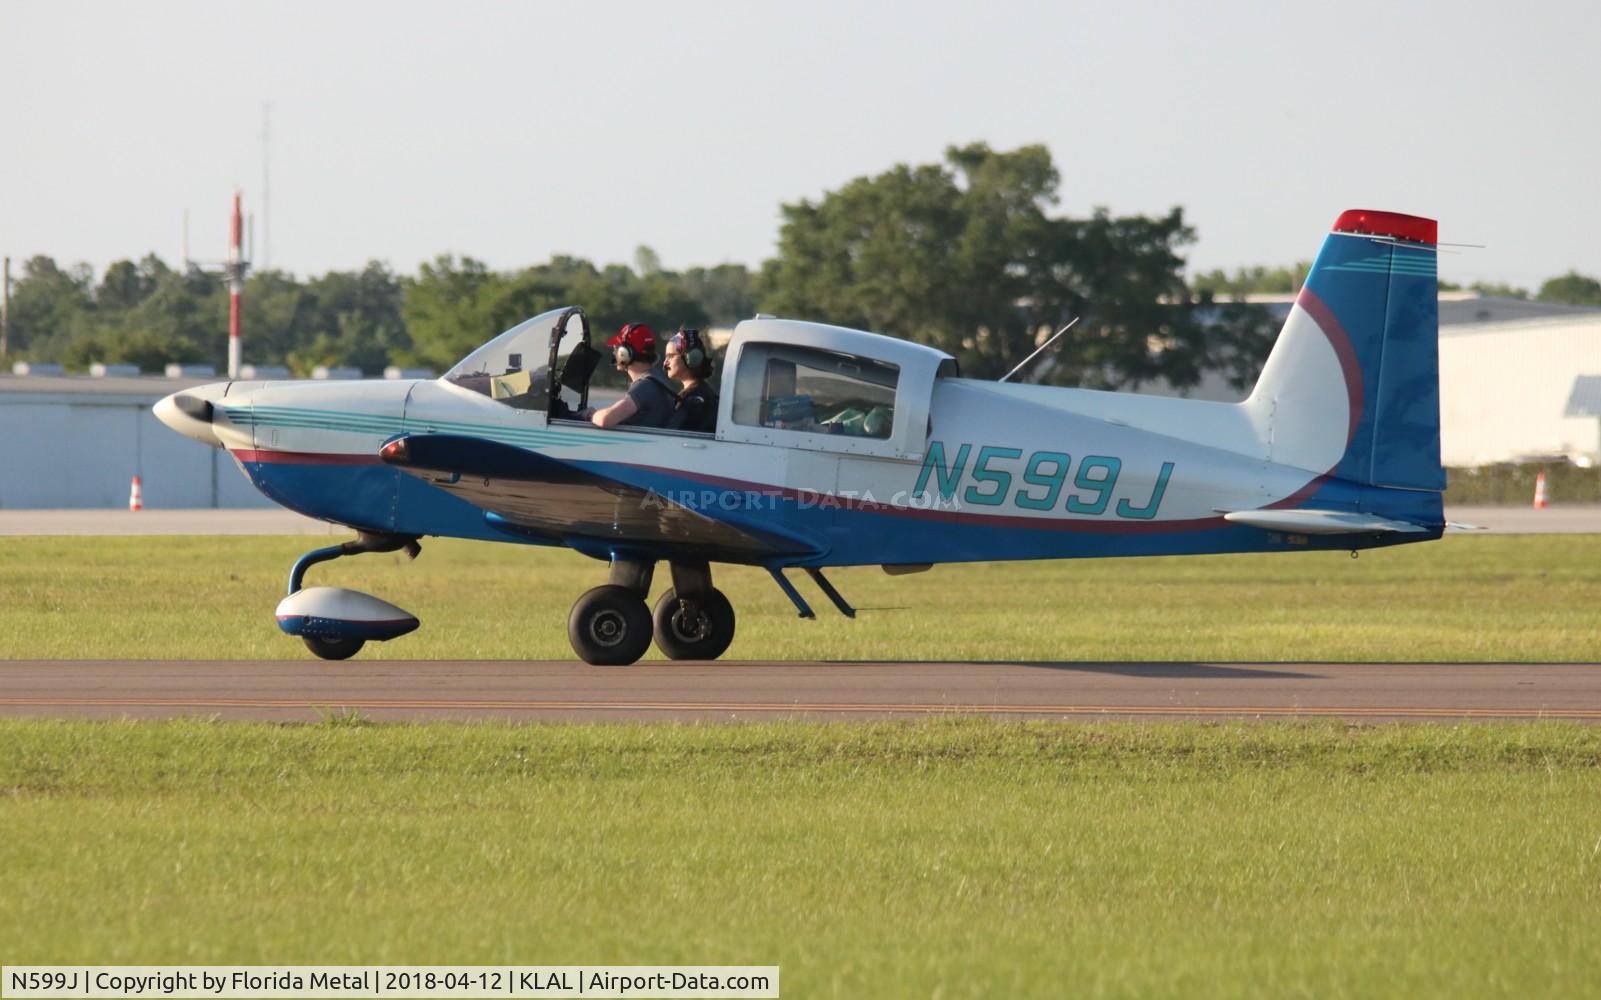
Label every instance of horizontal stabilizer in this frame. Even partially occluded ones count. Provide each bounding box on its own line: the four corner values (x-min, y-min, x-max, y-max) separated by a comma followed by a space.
1222, 509, 1429, 535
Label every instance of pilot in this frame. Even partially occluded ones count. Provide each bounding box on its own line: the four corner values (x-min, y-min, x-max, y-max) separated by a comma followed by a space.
664, 328, 719, 433
580, 323, 677, 429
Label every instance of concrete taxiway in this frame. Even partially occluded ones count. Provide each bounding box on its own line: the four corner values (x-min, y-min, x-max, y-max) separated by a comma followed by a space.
1, 660, 1598, 723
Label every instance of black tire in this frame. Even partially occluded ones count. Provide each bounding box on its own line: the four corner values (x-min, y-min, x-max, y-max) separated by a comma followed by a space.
568, 584, 654, 665
303, 635, 365, 660
652, 587, 736, 661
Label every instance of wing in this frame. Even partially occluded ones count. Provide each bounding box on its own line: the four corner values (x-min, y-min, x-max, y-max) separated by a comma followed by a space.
380, 434, 817, 560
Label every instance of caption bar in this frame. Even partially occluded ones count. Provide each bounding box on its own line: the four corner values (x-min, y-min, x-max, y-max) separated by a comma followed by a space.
1, 967, 779, 999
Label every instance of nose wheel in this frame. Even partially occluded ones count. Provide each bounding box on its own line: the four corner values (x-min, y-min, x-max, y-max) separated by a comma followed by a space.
303, 635, 366, 661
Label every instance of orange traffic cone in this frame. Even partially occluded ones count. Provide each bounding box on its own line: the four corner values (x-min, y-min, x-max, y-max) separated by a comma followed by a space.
128, 475, 143, 512
1532, 471, 1549, 510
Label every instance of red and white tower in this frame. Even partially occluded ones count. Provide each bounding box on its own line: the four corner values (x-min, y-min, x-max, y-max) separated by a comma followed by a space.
226, 192, 246, 378
185, 191, 252, 378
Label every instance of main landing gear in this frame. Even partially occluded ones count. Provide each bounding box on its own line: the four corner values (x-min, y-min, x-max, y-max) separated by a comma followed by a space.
565, 558, 858, 666
568, 557, 737, 666
277, 531, 422, 660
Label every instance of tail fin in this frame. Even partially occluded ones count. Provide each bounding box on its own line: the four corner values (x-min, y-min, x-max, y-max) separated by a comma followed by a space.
1247, 209, 1444, 492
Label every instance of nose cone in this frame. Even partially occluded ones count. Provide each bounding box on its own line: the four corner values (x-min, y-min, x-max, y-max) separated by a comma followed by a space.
153, 382, 230, 447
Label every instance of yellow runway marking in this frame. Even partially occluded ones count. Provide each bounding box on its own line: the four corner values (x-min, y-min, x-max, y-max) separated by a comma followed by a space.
1, 697, 1599, 719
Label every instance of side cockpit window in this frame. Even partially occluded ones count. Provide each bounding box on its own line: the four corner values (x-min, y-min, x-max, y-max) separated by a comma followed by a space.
732, 343, 898, 440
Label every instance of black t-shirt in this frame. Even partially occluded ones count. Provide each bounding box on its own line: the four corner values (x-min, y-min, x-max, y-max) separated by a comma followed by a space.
620, 370, 678, 428
668, 382, 719, 433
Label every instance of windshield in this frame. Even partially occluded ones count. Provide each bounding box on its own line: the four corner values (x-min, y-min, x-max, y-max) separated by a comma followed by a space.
443, 307, 572, 410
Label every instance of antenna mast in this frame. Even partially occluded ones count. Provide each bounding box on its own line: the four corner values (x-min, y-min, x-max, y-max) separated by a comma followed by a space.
1, 256, 10, 357
261, 102, 271, 271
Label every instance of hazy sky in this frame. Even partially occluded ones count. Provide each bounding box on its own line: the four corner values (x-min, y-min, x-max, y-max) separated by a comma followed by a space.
3, 1, 1597, 289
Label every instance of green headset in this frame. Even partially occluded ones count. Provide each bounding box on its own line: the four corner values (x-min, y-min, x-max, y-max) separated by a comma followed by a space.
673, 328, 707, 370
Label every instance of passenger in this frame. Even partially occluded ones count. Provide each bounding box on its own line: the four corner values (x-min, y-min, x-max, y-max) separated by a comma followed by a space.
580, 323, 677, 429
664, 328, 719, 433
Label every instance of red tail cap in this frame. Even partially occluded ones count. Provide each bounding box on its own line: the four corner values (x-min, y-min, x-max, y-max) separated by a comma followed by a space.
1333, 209, 1436, 245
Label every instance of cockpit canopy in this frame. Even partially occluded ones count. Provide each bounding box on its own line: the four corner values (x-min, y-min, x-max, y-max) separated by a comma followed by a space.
443, 306, 599, 413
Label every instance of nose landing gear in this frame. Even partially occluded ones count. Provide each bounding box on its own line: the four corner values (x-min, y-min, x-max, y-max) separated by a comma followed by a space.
276, 531, 422, 660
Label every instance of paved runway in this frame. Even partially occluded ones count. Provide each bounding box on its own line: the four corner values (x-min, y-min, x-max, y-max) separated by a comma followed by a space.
2, 660, 1598, 722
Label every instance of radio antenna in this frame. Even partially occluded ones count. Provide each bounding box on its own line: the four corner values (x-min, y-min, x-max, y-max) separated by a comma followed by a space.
999, 317, 1079, 383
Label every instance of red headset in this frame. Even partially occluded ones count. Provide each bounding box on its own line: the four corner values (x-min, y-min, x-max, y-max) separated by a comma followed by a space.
609, 323, 656, 365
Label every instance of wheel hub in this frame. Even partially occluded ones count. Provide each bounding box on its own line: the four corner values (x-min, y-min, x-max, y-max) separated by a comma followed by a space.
671, 605, 711, 642
590, 609, 627, 646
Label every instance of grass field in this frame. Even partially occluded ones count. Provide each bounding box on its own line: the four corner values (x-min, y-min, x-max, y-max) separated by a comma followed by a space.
1, 719, 1599, 997
4, 536, 1600, 996
1, 533, 1599, 661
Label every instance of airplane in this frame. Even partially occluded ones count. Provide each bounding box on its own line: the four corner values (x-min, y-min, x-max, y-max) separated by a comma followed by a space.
154, 208, 1446, 665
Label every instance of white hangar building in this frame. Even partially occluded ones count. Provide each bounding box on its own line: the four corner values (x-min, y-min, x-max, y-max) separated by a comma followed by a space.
1436, 297, 1601, 466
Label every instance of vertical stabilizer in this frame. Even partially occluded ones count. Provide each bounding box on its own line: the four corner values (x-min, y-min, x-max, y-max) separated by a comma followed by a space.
1248, 210, 1443, 492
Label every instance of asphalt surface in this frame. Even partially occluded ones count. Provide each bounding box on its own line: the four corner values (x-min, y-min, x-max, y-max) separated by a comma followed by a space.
2, 660, 1598, 723
2, 505, 1598, 535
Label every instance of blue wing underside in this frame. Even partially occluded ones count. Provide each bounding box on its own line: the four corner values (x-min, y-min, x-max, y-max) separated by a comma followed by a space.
381, 434, 804, 561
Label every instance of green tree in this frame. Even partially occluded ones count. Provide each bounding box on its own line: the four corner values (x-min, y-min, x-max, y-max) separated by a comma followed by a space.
116, 262, 226, 369
281, 263, 409, 374
6, 256, 96, 360
677, 264, 756, 326
400, 255, 506, 371
27, 253, 215, 372
240, 270, 311, 369
632, 245, 662, 276
1190, 262, 1310, 297
759, 143, 1275, 389
96, 257, 163, 311
1468, 281, 1529, 300
1536, 271, 1601, 306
